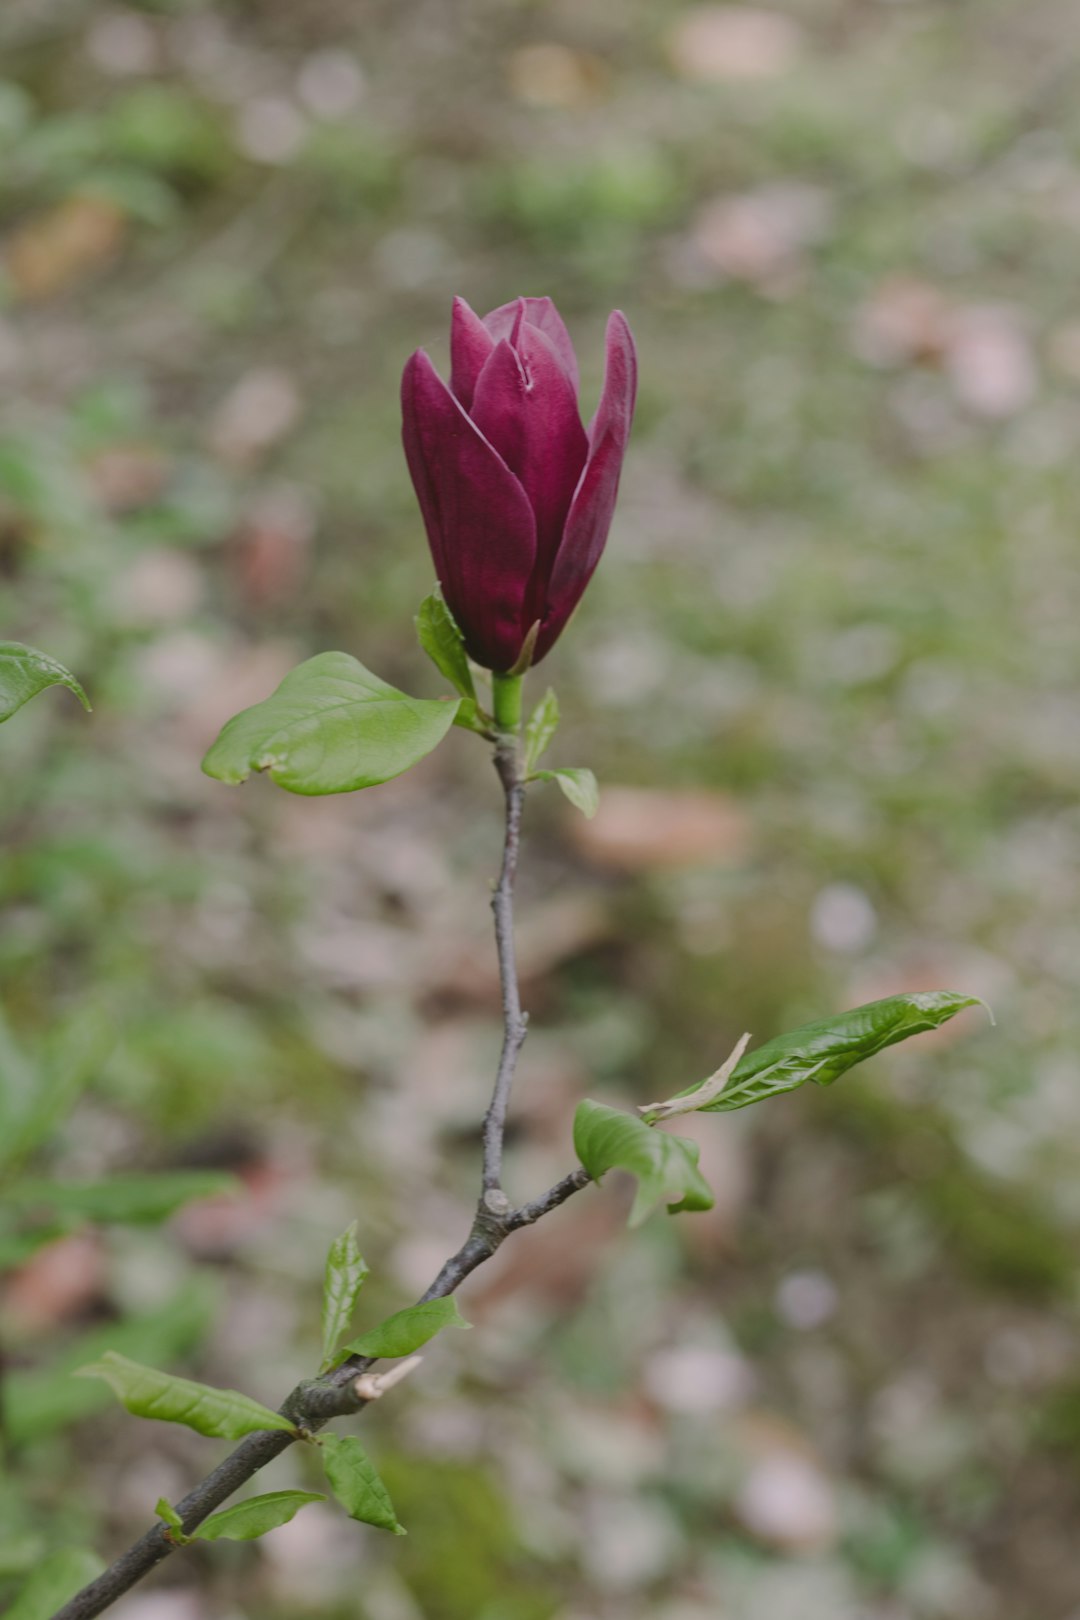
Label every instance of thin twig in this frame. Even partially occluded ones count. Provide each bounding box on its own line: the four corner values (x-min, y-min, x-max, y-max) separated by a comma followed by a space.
508, 1166, 591, 1229
50, 741, 589, 1620
480, 736, 528, 1199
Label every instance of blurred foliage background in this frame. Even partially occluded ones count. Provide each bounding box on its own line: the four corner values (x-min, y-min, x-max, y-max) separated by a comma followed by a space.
2, 1, 1080, 1617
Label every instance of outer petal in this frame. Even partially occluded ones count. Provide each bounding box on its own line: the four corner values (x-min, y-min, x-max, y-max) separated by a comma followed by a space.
469, 326, 588, 624
401, 349, 537, 670
537, 311, 637, 661
483, 296, 580, 397
449, 296, 494, 410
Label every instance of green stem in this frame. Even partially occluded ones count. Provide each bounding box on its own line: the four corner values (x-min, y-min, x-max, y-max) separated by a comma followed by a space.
491, 672, 523, 734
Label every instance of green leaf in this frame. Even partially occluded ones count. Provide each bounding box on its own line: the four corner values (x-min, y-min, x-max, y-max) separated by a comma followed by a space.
573, 1099, 714, 1228
320, 1221, 370, 1372
193, 1491, 326, 1543
320, 1434, 405, 1534
339, 1295, 470, 1362
4, 1548, 104, 1620
523, 688, 559, 772
155, 1499, 184, 1533
532, 766, 598, 818
674, 991, 986, 1116
0, 642, 89, 726
75, 1351, 297, 1439
201, 651, 460, 796
415, 592, 477, 705
8, 1172, 235, 1225
415, 593, 488, 734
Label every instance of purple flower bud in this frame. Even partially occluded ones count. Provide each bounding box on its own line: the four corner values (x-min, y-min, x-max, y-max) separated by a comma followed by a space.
402, 296, 637, 672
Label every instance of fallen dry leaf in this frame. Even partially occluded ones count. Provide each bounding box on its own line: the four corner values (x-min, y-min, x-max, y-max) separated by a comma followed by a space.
506, 43, 607, 108
667, 6, 802, 83
172, 1156, 291, 1257
230, 484, 315, 608
87, 445, 172, 513
851, 275, 952, 368
642, 1341, 755, 1415
208, 367, 303, 467
942, 304, 1037, 420
85, 9, 162, 77
296, 50, 366, 119
854, 285, 1038, 419
2, 1231, 105, 1334
115, 547, 204, 626
570, 787, 751, 871
235, 97, 308, 166
6, 194, 128, 301
581, 1489, 683, 1590
691, 183, 832, 295
733, 1444, 838, 1552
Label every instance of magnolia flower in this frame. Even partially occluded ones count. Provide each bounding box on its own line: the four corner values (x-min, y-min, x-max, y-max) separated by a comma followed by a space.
401, 295, 637, 672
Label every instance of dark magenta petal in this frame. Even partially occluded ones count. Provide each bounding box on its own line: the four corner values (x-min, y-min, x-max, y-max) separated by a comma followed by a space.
449, 296, 494, 410
483, 297, 580, 397
537, 311, 637, 660
470, 325, 589, 624
401, 349, 537, 670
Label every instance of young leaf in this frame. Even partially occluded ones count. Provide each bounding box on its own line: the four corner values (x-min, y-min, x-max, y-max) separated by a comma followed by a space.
9, 1172, 235, 1225
415, 592, 477, 705
0, 642, 90, 726
674, 991, 986, 1116
338, 1295, 469, 1362
523, 688, 559, 773
320, 1434, 405, 1534
155, 1499, 185, 1533
75, 1351, 297, 1439
201, 651, 460, 795
193, 1491, 326, 1542
532, 766, 598, 819
573, 1100, 714, 1228
320, 1221, 370, 1372
5, 1548, 104, 1620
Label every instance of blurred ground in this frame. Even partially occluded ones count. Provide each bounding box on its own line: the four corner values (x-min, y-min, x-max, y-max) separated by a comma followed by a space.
2, 1, 1080, 1617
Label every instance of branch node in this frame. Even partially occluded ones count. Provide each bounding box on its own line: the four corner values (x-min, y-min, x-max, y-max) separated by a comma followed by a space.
483, 1187, 513, 1217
